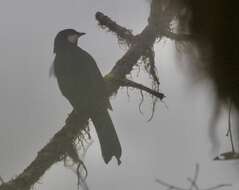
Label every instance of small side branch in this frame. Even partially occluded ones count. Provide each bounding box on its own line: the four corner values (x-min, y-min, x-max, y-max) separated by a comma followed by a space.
117, 78, 165, 100
156, 178, 187, 190
161, 29, 196, 41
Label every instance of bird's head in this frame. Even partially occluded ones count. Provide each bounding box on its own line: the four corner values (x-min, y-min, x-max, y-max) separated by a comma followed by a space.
54, 29, 86, 53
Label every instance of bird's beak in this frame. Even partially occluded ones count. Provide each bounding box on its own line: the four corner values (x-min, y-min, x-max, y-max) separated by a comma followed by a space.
77, 32, 86, 37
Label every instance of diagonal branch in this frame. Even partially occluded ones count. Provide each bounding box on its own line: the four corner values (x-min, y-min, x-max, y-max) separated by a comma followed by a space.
0, 1, 163, 190
96, 12, 160, 90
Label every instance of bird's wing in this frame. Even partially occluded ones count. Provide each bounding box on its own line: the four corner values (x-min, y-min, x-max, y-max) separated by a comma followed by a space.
74, 48, 111, 109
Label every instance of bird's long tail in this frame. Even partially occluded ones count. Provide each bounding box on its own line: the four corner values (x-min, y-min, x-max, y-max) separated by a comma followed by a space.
91, 109, 122, 165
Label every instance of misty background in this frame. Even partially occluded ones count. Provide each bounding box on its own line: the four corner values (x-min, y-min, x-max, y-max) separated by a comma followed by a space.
0, 0, 239, 189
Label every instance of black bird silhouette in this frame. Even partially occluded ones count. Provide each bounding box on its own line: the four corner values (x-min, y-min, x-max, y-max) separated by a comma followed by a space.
53, 29, 121, 164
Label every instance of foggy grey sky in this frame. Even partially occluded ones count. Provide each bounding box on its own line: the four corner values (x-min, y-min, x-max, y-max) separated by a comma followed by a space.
0, 0, 239, 190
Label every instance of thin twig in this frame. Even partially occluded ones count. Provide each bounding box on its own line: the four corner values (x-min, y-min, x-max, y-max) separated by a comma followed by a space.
187, 178, 199, 190
202, 184, 232, 190
155, 178, 188, 190
188, 164, 199, 190
156, 164, 232, 190
226, 99, 235, 153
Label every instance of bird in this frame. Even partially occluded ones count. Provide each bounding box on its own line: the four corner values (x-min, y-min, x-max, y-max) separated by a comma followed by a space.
53, 29, 122, 165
